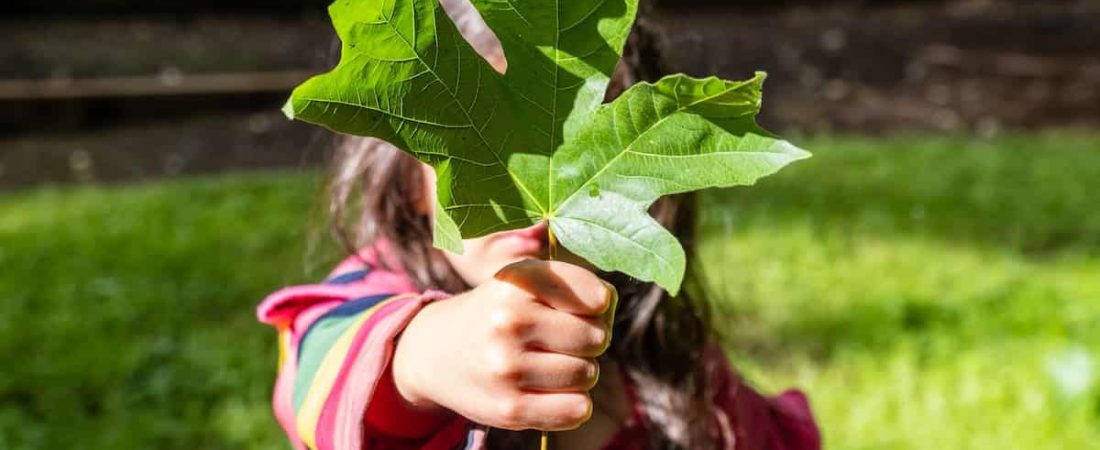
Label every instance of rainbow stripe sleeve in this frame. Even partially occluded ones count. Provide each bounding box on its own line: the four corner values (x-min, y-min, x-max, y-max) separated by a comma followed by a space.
257, 266, 457, 450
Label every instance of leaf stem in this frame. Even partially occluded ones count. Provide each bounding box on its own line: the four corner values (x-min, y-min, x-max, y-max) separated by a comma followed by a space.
542, 223, 556, 450
547, 224, 558, 261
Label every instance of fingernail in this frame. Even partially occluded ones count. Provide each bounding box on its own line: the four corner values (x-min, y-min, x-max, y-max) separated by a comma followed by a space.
601, 280, 618, 327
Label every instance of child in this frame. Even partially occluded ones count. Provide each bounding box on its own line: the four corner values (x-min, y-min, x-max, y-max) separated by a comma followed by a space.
258, 1, 820, 449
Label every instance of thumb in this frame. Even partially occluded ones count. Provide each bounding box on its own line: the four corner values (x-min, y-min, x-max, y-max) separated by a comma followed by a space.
601, 279, 618, 339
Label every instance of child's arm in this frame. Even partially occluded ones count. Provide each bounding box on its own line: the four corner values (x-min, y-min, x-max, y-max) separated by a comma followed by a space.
257, 259, 614, 450
257, 273, 457, 450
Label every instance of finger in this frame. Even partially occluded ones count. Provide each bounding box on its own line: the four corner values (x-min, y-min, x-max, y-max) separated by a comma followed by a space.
495, 259, 614, 316
526, 308, 609, 357
515, 352, 599, 392
497, 391, 593, 431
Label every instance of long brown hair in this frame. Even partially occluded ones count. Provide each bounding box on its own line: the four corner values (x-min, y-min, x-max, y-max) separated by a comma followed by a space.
324, 2, 723, 448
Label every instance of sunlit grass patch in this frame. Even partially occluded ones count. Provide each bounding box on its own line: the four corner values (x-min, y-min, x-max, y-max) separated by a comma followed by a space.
701, 131, 1100, 449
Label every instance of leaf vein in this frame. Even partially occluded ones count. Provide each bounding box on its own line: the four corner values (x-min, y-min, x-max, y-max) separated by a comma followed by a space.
381, 12, 546, 213
554, 81, 757, 211
557, 215, 676, 271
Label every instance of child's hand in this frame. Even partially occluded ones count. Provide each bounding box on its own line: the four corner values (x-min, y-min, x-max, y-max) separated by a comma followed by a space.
392, 259, 617, 431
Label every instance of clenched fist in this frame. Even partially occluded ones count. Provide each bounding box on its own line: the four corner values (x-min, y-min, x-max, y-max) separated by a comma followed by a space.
392, 259, 617, 431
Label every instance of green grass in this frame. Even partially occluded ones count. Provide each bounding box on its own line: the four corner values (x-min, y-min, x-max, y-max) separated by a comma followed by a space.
1, 131, 1098, 449
0, 173, 326, 449
701, 131, 1100, 449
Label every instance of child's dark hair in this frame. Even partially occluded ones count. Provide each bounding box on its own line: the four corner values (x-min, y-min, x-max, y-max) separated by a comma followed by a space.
324, 2, 724, 448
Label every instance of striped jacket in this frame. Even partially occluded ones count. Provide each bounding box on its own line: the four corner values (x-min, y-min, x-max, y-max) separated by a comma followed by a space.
257, 244, 820, 450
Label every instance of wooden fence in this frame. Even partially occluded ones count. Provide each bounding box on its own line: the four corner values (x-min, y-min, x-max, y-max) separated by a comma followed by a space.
1, 0, 1097, 187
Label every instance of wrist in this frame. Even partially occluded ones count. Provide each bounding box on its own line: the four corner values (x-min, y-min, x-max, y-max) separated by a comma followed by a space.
392, 300, 445, 412
367, 339, 453, 437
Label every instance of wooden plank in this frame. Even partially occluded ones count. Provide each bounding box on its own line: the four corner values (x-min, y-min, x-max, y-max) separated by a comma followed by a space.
7, 0, 327, 14
0, 71, 316, 100
643, 2, 1100, 131
0, 16, 333, 80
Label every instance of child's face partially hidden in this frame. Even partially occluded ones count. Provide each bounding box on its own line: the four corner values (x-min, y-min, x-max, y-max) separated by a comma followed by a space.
416, 163, 556, 287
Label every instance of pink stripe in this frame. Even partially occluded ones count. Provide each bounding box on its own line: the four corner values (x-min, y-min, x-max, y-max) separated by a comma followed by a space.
333, 291, 450, 450
272, 336, 306, 450
268, 295, 337, 449
258, 284, 409, 449
312, 297, 412, 450
258, 282, 411, 325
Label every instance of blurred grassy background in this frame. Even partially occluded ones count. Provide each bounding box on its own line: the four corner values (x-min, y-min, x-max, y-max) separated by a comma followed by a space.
2, 131, 1098, 449
701, 131, 1100, 449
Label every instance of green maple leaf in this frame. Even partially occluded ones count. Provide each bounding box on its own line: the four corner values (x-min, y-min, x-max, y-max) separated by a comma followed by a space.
284, 0, 810, 294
